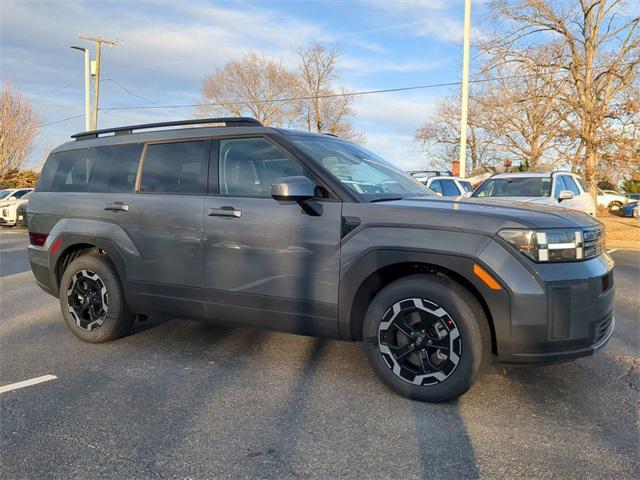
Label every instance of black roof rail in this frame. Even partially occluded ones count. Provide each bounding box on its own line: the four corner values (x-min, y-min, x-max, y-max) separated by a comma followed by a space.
72, 117, 263, 140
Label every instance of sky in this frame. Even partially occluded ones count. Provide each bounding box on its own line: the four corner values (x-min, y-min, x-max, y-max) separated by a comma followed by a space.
0, 0, 490, 171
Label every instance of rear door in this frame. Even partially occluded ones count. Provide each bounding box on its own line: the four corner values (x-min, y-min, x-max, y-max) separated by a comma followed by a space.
203, 136, 342, 337
97, 139, 210, 317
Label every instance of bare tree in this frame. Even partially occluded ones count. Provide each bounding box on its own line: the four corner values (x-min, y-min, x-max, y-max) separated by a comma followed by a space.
489, 0, 640, 203
0, 82, 42, 176
475, 53, 569, 170
199, 52, 300, 127
415, 94, 496, 171
296, 42, 362, 141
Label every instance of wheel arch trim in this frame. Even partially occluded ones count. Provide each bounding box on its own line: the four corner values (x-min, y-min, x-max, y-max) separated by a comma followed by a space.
338, 248, 511, 355
46, 219, 140, 295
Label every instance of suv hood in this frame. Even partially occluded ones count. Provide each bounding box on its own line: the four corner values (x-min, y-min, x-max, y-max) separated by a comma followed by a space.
358, 196, 600, 235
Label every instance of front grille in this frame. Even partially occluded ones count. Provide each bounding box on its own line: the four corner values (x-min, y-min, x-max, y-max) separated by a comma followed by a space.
593, 312, 613, 344
583, 227, 605, 259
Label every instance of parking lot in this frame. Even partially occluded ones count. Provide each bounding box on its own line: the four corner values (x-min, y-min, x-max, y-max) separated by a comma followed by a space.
0, 228, 638, 479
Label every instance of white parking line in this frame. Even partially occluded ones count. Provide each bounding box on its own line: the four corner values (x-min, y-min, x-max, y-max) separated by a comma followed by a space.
607, 249, 619, 254
0, 375, 57, 394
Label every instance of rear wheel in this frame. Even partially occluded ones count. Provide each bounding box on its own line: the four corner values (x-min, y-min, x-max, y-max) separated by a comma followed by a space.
608, 201, 622, 215
59, 254, 134, 343
362, 274, 490, 402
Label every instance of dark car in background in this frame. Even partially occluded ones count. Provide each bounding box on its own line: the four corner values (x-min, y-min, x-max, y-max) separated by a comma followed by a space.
27, 117, 614, 403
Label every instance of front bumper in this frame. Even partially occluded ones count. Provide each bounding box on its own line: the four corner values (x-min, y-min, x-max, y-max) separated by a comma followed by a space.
479, 241, 615, 365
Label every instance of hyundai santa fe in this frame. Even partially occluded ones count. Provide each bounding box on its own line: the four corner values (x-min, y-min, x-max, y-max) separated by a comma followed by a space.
26, 117, 615, 402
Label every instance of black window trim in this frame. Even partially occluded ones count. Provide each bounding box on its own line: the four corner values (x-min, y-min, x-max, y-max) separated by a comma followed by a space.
135, 138, 213, 196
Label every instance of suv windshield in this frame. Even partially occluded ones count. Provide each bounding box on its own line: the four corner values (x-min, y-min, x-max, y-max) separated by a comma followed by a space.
473, 177, 552, 197
291, 135, 431, 201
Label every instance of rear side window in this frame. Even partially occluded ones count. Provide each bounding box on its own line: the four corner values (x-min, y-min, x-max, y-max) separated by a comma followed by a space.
13, 189, 30, 199
459, 181, 473, 193
91, 144, 143, 193
38, 144, 143, 193
37, 149, 98, 192
140, 141, 209, 194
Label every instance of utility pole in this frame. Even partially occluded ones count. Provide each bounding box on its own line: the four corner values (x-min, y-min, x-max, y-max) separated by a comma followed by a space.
77, 34, 120, 130
70, 46, 91, 131
458, 0, 471, 179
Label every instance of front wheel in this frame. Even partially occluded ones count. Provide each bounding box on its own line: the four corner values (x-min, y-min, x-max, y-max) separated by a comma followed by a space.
59, 254, 134, 343
362, 274, 491, 402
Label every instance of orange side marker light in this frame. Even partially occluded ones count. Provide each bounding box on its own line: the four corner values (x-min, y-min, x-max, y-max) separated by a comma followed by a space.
473, 264, 502, 290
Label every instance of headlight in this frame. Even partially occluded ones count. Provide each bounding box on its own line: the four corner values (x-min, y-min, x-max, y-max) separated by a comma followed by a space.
498, 227, 605, 262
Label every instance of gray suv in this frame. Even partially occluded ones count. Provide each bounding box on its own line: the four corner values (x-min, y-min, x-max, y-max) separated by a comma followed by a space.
27, 117, 615, 402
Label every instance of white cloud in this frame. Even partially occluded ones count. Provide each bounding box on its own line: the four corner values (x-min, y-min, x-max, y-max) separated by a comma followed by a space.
351, 90, 438, 170
363, 132, 424, 170
354, 91, 438, 130
340, 56, 442, 75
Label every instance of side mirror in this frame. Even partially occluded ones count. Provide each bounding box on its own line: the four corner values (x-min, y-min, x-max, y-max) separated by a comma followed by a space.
462, 191, 473, 198
7, 196, 15, 201
271, 176, 316, 201
558, 190, 574, 202
271, 176, 322, 216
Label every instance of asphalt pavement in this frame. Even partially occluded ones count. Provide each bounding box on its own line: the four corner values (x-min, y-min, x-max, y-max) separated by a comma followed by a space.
1, 229, 638, 479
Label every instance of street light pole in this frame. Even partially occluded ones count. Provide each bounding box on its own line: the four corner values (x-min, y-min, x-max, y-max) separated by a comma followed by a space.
458, 0, 472, 179
77, 34, 120, 131
70, 46, 91, 132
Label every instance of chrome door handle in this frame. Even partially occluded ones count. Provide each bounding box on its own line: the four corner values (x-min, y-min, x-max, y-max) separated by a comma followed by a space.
208, 206, 241, 218
105, 202, 129, 212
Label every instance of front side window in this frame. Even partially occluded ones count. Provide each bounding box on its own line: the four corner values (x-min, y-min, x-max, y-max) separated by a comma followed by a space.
554, 175, 566, 198
561, 175, 581, 195
429, 180, 443, 195
140, 141, 208, 194
473, 177, 552, 197
291, 135, 431, 201
219, 138, 304, 197
440, 179, 460, 196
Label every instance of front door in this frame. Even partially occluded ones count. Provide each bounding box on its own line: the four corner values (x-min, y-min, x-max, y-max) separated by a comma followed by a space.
203, 137, 342, 337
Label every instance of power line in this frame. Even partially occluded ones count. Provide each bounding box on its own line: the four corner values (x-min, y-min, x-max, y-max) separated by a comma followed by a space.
43, 60, 636, 126
97, 71, 569, 111
102, 78, 188, 118
101, 57, 637, 112
42, 114, 85, 128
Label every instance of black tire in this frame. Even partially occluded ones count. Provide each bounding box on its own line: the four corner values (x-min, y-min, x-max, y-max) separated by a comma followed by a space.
59, 253, 134, 343
362, 274, 491, 403
608, 201, 622, 215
